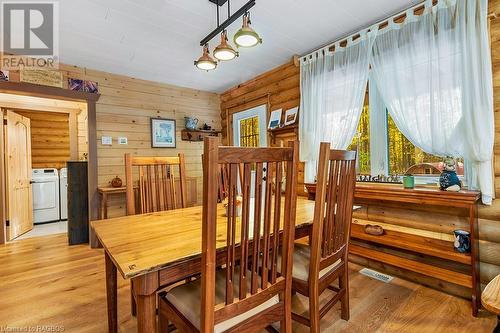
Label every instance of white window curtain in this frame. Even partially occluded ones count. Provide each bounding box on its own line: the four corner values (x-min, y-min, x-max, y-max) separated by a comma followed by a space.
370, 0, 494, 204
299, 30, 376, 182
368, 73, 389, 176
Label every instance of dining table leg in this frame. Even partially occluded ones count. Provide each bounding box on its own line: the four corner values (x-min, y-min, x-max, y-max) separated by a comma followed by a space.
132, 271, 159, 333
105, 251, 118, 333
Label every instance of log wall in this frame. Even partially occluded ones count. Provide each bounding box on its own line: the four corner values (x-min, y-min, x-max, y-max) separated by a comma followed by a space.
219, 60, 306, 194
219, 0, 500, 292
6, 65, 220, 218
56, 65, 220, 217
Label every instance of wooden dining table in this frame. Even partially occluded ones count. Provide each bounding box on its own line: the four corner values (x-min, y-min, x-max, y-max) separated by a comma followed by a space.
91, 196, 317, 333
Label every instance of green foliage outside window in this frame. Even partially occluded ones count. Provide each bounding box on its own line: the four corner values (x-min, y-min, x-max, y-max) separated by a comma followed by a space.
348, 105, 456, 176
348, 106, 370, 174
239, 116, 260, 147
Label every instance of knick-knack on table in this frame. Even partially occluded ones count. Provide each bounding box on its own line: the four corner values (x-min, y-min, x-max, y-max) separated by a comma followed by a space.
439, 156, 461, 192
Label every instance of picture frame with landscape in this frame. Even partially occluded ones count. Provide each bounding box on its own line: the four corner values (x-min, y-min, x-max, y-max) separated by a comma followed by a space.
151, 118, 176, 148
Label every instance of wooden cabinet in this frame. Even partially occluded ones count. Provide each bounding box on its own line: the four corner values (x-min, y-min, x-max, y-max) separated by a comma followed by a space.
67, 161, 88, 245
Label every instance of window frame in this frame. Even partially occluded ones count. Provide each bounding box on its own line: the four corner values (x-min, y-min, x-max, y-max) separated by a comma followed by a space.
358, 103, 467, 186
232, 104, 267, 147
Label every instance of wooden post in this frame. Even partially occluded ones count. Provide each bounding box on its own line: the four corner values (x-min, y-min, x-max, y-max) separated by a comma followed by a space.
201, 137, 218, 332
125, 153, 135, 215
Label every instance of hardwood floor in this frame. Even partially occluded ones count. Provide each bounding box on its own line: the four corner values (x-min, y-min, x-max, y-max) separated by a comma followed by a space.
0, 234, 496, 333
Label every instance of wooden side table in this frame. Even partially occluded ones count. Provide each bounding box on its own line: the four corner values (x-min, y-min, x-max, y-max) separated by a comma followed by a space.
482, 274, 500, 332
98, 187, 129, 219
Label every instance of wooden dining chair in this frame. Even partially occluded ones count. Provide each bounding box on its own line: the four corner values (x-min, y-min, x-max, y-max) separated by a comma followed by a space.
158, 136, 299, 333
124, 153, 189, 316
124, 153, 188, 215
290, 142, 356, 333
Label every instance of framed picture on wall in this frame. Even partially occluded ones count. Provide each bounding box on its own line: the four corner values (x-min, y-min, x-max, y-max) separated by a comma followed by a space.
151, 118, 176, 148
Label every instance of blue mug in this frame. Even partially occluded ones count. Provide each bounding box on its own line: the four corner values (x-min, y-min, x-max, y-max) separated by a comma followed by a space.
453, 230, 470, 253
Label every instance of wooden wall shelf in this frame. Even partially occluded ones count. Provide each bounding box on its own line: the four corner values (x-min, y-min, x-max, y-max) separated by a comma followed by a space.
181, 129, 221, 142
268, 125, 298, 144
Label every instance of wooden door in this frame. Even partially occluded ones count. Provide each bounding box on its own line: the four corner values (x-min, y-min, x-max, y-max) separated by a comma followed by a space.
5, 110, 33, 240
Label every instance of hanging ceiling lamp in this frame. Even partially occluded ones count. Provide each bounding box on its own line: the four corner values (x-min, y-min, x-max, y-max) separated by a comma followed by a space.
195, 0, 261, 71
194, 44, 217, 71
234, 13, 262, 48
213, 30, 238, 61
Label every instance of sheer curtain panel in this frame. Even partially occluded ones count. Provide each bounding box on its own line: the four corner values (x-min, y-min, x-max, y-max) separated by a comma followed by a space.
299, 31, 376, 182
370, 0, 494, 203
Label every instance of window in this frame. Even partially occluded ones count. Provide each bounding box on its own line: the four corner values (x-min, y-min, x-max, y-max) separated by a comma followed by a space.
349, 95, 464, 179
348, 105, 370, 174
232, 105, 267, 147
239, 116, 260, 147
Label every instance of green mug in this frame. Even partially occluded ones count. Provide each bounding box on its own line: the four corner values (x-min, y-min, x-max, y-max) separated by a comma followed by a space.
403, 175, 415, 189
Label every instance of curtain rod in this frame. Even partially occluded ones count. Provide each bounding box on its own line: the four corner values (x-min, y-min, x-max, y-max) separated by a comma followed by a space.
300, 0, 433, 60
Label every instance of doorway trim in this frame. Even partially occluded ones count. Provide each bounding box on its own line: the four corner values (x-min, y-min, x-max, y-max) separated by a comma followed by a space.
232, 104, 268, 147
0, 81, 100, 245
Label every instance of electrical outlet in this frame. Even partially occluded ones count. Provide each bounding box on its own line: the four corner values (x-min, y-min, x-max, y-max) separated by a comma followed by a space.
118, 137, 128, 145
101, 136, 112, 145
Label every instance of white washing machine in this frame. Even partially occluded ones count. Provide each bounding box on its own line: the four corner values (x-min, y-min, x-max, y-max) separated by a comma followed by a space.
59, 168, 68, 220
32, 168, 60, 224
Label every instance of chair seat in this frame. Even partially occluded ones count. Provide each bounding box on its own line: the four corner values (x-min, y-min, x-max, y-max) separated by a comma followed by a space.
279, 243, 342, 281
162, 269, 280, 333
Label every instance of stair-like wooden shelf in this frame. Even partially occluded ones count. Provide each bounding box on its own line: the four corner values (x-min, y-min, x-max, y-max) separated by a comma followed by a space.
350, 183, 481, 316
350, 223, 471, 265
349, 244, 473, 288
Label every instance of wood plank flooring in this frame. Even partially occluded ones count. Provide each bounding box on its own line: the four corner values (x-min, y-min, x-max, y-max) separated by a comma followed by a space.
0, 234, 496, 333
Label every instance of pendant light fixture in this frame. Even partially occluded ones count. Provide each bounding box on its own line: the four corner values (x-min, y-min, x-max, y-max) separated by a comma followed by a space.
195, 0, 261, 71
194, 44, 217, 71
234, 13, 262, 48
213, 30, 238, 61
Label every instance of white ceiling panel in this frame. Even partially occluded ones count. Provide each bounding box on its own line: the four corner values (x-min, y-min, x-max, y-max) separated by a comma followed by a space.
59, 0, 421, 93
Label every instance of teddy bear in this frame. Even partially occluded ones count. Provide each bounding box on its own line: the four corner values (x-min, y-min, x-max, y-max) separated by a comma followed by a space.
439, 156, 461, 192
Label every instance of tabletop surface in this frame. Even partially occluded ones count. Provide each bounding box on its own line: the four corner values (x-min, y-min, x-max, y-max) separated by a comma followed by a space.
482, 274, 500, 314
98, 186, 127, 193
92, 197, 316, 279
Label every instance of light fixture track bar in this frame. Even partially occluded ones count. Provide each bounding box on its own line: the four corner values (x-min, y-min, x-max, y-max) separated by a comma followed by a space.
200, 0, 255, 46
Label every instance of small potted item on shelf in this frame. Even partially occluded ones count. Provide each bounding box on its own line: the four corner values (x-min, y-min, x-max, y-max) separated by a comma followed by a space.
110, 176, 123, 188
403, 173, 415, 189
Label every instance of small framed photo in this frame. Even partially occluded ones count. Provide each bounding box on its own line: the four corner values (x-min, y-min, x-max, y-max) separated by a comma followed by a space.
151, 118, 176, 148
268, 109, 282, 130
0, 70, 9, 81
84, 80, 99, 93
284, 107, 298, 126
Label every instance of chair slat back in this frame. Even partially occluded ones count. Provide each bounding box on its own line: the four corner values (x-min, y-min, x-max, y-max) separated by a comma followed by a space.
201, 137, 298, 331
217, 163, 244, 202
125, 154, 187, 215
310, 143, 356, 276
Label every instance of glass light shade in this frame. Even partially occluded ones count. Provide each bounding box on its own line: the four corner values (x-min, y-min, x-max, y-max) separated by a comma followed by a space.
234, 14, 262, 48
194, 45, 217, 71
214, 31, 238, 61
